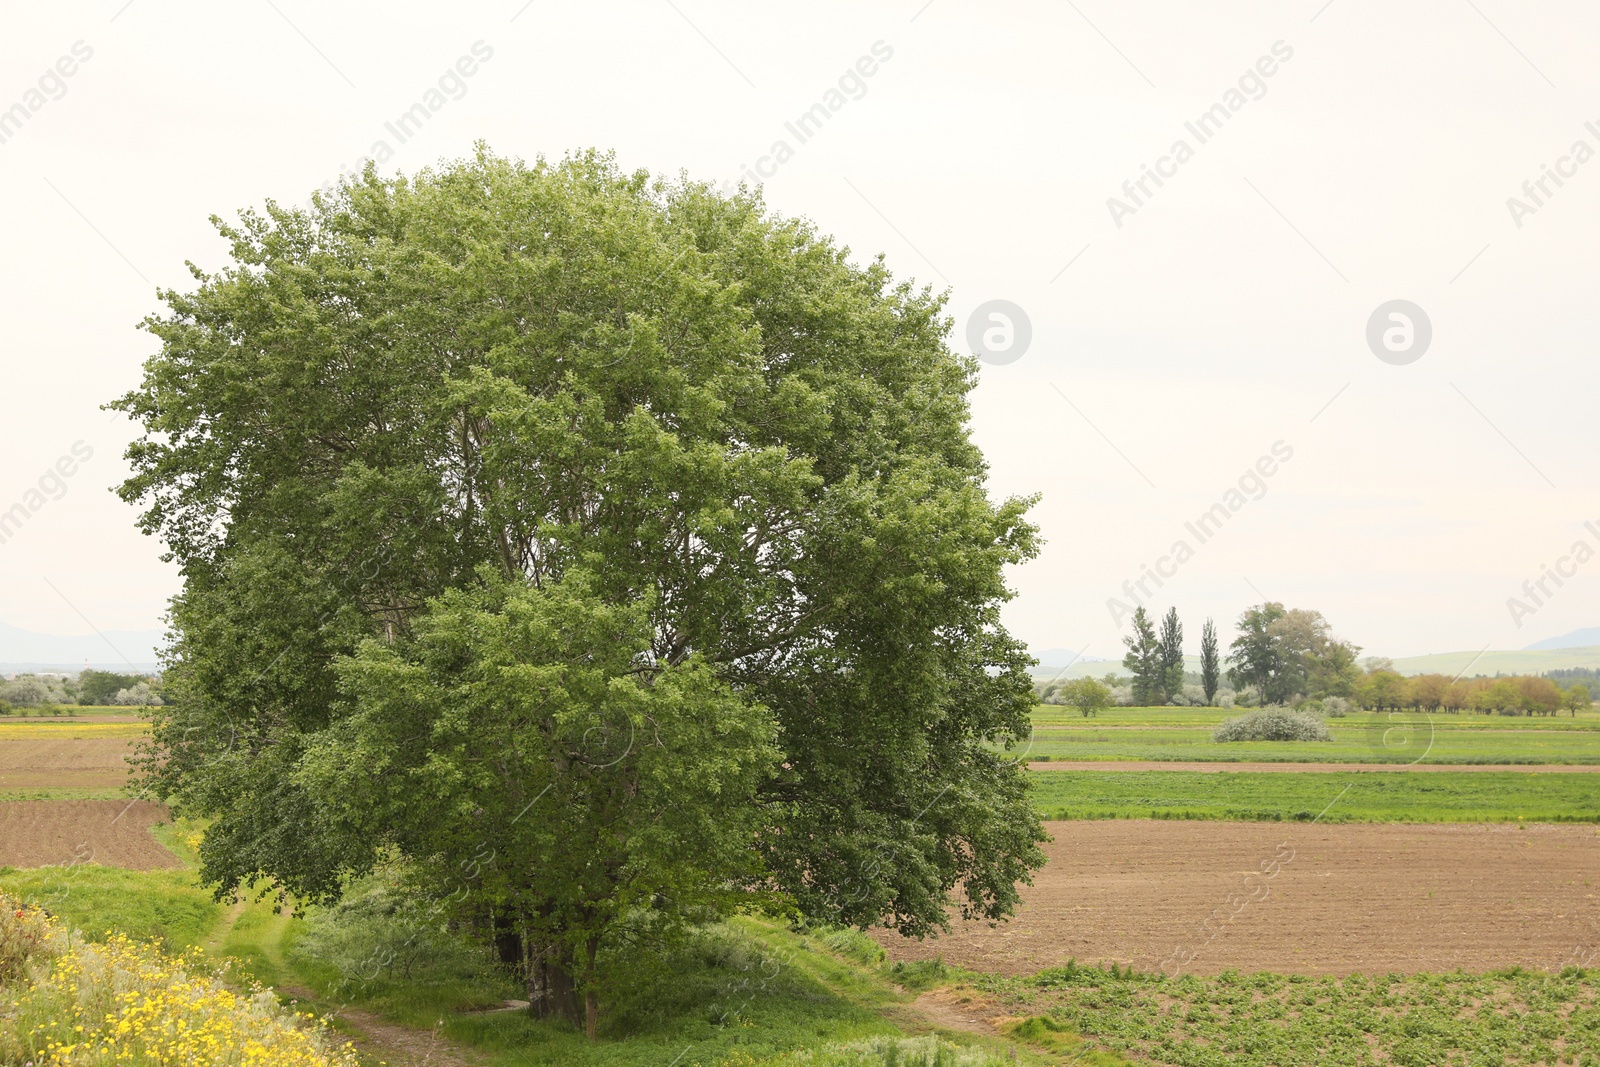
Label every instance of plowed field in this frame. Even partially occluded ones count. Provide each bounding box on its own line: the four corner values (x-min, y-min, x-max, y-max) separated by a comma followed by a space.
0, 799, 180, 870
877, 820, 1600, 976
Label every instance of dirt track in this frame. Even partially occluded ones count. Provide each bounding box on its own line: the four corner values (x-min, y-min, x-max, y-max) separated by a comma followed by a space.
0, 799, 180, 869
0, 735, 134, 790
1027, 760, 1600, 772
876, 820, 1600, 976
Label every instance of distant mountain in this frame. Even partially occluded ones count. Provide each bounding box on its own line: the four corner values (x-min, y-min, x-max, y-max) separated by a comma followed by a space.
1525, 627, 1600, 651
1030, 647, 1115, 668
0, 621, 164, 673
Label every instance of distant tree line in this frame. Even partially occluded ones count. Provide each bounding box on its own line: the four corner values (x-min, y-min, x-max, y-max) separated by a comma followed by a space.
1036, 602, 1596, 716
0, 669, 162, 712
1354, 668, 1589, 716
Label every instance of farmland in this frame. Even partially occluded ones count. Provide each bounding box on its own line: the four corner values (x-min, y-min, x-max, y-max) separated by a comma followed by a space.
1027, 768, 1600, 822
873, 820, 1600, 977
3, 706, 1599, 1065
0, 720, 144, 793
974, 967, 1600, 1067
1024, 705, 1600, 764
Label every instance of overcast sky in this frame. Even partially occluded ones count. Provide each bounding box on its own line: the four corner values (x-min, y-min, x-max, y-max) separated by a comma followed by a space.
2, 0, 1597, 662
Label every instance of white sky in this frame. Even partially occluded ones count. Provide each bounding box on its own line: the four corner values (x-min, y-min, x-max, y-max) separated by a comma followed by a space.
1, 0, 1596, 660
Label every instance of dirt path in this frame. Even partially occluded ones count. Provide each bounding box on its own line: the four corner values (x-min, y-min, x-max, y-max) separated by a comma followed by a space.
279, 988, 487, 1067
1028, 759, 1600, 772
875, 820, 1600, 977
904, 988, 1012, 1036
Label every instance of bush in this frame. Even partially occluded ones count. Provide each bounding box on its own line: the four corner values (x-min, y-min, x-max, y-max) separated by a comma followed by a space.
1322, 696, 1351, 718
0, 679, 47, 707
1213, 709, 1333, 743
0, 892, 357, 1067
288, 870, 497, 992
113, 682, 161, 706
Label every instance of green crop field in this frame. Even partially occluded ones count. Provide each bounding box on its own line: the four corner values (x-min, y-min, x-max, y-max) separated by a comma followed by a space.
1022, 705, 1600, 763
977, 963, 1600, 1067
1027, 768, 1600, 823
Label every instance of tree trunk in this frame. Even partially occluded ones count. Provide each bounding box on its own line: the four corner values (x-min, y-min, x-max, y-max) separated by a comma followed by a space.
526, 941, 581, 1027
583, 932, 600, 1040
493, 914, 522, 971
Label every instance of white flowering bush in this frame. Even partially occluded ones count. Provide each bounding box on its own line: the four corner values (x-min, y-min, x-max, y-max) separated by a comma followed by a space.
1213, 708, 1333, 742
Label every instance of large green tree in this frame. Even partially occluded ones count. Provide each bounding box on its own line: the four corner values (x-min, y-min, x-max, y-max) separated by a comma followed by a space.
1157, 607, 1184, 703
1199, 618, 1220, 706
1229, 603, 1360, 705
114, 149, 1045, 1030
1121, 607, 1163, 706
1227, 602, 1287, 702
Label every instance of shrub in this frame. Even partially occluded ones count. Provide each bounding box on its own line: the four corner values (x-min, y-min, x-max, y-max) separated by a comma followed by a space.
288, 870, 496, 991
0, 679, 47, 707
0, 892, 357, 1066
1213, 709, 1333, 743
0, 898, 58, 982
1321, 696, 1351, 717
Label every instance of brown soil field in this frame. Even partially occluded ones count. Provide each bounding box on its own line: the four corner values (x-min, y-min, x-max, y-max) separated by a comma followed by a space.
1027, 759, 1600, 772
0, 736, 135, 790
877, 820, 1600, 976
0, 799, 180, 869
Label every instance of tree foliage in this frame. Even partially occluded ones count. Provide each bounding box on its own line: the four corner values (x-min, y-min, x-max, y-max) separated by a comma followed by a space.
1157, 607, 1184, 704
1354, 669, 1588, 716
1121, 607, 1163, 705
1227, 602, 1360, 705
1199, 618, 1220, 706
112, 150, 1045, 1029
1055, 677, 1112, 718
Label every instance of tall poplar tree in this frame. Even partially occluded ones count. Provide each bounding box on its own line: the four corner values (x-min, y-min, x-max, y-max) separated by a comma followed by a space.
1122, 607, 1164, 706
1158, 607, 1184, 703
1200, 618, 1221, 705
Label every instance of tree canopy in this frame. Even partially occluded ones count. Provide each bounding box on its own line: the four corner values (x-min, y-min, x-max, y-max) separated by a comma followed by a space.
113, 149, 1044, 1030
1227, 602, 1360, 705
1121, 606, 1163, 705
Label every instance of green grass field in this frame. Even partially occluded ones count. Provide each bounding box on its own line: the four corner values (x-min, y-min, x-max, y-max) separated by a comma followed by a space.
977, 963, 1600, 1067
1023, 705, 1600, 764
1027, 768, 1600, 823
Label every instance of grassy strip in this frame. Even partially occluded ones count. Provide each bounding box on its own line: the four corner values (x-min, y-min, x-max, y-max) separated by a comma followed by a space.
1030, 706, 1600, 729
1021, 710, 1600, 764
1028, 769, 1600, 823
0, 721, 149, 737
0, 865, 223, 950
0, 788, 131, 801
974, 961, 1599, 1067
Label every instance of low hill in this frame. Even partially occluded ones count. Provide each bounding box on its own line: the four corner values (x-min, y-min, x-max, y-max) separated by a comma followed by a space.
1525, 627, 1600, 651
1389, 646, 1600, 677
